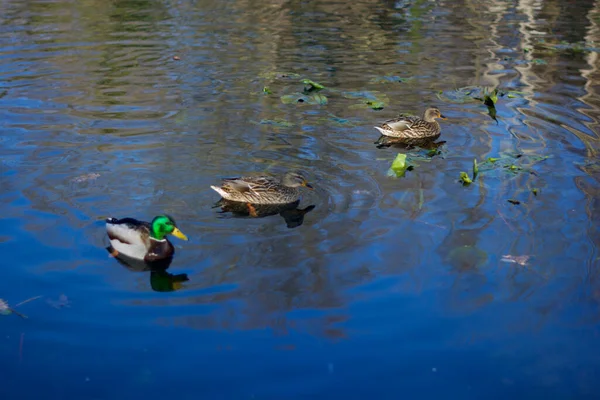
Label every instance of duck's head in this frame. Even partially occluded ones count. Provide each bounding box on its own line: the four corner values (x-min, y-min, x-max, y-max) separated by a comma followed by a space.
424, 108, 447, 122
151, 215, 188, 241
282, 171, 313, 189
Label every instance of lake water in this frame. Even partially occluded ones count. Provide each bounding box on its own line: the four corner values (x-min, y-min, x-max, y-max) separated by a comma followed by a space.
2, 0, 600, 398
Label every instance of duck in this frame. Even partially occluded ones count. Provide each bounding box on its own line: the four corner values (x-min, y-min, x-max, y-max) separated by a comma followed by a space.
210, 171, 313, 215
374, 107, 447, 139
105, 215, 188, 262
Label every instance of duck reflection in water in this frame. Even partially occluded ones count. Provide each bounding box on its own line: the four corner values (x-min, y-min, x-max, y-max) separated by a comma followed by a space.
105, 246, 189, 292
214, 199, 316, 229
374, 135, 446, 150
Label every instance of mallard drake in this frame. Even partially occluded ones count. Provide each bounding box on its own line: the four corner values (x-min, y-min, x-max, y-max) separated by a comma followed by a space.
105, 215, 188, 262
210, 172, 313, 211
374, 107, 447, 139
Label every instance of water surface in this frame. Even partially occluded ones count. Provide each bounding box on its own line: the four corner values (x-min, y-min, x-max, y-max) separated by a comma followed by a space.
1, 0, 600, 398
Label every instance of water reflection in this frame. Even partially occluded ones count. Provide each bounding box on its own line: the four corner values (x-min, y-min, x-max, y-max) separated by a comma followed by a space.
214, 199, 316, 229
105, 246, 189, 292
374, 134, 447, 150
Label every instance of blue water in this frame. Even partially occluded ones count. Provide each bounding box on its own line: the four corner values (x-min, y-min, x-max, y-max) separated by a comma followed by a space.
1, 0, 600, 398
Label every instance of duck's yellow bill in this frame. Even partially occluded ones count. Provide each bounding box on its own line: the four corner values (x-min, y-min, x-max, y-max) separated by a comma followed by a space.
172, 227, 189, 241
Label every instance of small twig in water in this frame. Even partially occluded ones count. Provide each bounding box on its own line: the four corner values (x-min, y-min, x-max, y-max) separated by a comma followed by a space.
14, 296, 42, 308
10, 308, 27, 319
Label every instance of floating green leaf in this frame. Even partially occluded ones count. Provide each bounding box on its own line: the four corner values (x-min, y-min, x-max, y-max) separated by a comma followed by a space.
487, 157, 500, 163
365, 100, 385, 110
472, 158, 479, 180
387, 153, 413, 178
312, 93, 328, 105
281, 93, 309, 104
301, 79, 325, 92
263, 86, 273, 95
483, 88, 498, 106
507, 199, 521, 205
532, 188, 539, 196
459, 171, 472, 185
506, 90, 527, 99
281, 93, 327, 105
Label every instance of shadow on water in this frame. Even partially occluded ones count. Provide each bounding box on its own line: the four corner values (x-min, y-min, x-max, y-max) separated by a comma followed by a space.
213, 198, 316, 229
105, 246, 189, 292
374, 134, 447, 150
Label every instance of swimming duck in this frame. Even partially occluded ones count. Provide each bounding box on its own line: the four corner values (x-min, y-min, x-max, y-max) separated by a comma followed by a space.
210, 172, 313, 214
374, 107, 447, 139
105, 215, 188, 262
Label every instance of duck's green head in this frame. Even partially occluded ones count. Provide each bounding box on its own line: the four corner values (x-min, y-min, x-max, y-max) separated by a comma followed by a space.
150, 215, 188, 241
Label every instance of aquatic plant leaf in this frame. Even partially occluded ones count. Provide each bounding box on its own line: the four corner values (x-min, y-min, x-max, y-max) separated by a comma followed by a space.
505, 90, 527, 99
312, 93, 328, 105
366, 101, 385, 110
532, 188, 539, 196
459, 172, 472, 185
486, 105, 498, 123
281, 92, 327, 105
472, 159, 479, 180
263, 86, 273, 95
301, 79, 325, 91
280, 93, 309, 104
483, 88, 498, 106
391, 153, 407, 170
487, 157, 500, 163
387, 153, 412, 178
507, 199, 520, 205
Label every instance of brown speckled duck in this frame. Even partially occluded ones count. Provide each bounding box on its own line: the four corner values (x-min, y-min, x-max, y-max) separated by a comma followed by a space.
374, 107, 447, 140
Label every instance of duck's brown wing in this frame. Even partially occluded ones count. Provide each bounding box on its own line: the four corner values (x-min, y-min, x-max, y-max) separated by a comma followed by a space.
221, 176, 277, 196
381, 115, 419, 131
